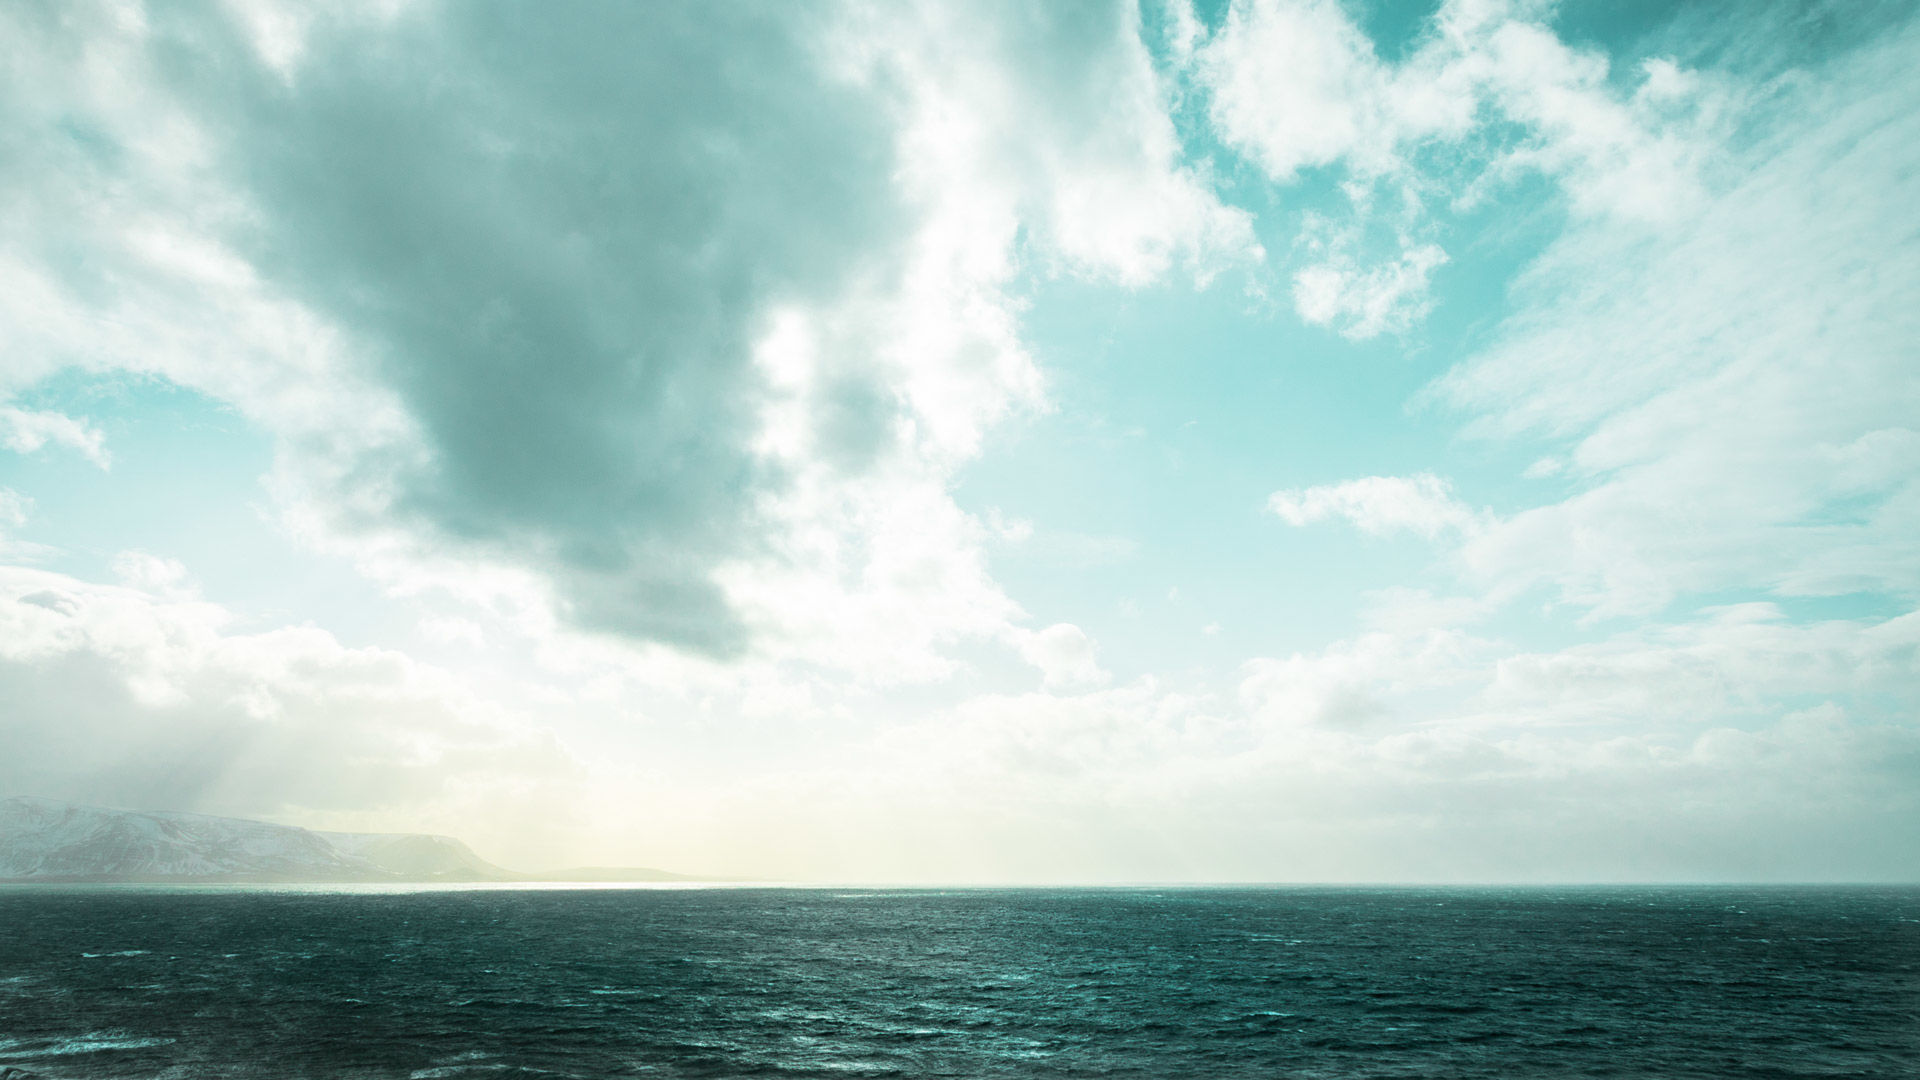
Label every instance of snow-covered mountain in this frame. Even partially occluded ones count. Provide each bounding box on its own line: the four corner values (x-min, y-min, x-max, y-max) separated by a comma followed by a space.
0, 797, 514, 882
321, 830, 511, 880
0, 797, 701, 883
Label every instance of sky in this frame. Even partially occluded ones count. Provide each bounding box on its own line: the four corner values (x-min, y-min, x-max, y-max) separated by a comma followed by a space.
1, 0, 1916, 883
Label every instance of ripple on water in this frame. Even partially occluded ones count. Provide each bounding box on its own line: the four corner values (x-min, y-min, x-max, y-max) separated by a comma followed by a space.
0, 887, 1915, 1079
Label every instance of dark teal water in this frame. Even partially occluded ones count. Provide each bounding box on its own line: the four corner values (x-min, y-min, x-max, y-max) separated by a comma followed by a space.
0, 887, 1915, 1079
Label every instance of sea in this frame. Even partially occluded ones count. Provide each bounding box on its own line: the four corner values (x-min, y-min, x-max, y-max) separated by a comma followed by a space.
0, 885, 1915, 1079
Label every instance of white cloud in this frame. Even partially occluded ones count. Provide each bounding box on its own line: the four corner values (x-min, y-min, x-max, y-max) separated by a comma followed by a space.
1292, 241, 1448, 339
1013, 622, 1110, 691
1238, 626, 1483, 729
984, 509, 1034, 544
1437, 605, 1920, 813
668, 604, 1918, 881
691, 1, 1262, 683
0, 406, 111, 468
416, 615, 485, 649
838, 2, 1261, 290
0, 488, 54, 563
0, 562, 574, 853
1200, 0, 1719, 219
1199, 0, 1391, 182
1269, 473, 1480, 538
0, 489, 26, 530
1435, 20, 1920, 616
110, 551, 195, 598
1161, 0, 1206, 67
1359, 587, 1489, 633
1196, 0, 1726, 333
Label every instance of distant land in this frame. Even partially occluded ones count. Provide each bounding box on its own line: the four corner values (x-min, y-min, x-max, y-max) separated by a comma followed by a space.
0, 796, 702, 884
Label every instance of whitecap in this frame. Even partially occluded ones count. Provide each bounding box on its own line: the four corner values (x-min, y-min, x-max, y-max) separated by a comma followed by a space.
3, 1031, 176, 1058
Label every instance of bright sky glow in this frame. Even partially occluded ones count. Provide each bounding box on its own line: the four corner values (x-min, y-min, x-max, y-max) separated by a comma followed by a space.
2, 0, 1916, 882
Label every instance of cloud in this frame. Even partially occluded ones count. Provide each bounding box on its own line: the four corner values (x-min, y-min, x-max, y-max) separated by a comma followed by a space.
1359, 587, 1489, 633
1269, 473, 1480, 538
110, 551, 195, 598
1433, 17, 1920, 616
0, 562, 573, 846
1013, 622, 1110, 691
0, 0, 1249, 679
203, 3, 904, 656
1292, 241, 1447, 339
417, 615, 485, 649
1197, 0, 1388, 181
0, 488, 54, 563
2, 1, 1910, 885
1195, 0, 1725, 332
838, 2, 1261, 290
0, 406, 110, 467
1199, 0, 1717, 216
1473, 604, 1920, 729
669, 604, 1919, 881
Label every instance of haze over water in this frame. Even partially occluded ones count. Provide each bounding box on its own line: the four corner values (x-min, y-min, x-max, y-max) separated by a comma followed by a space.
3, 886, 1916, 1079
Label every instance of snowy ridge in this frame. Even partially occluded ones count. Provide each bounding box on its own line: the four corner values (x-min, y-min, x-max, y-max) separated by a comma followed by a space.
319, 830, 505, 880
0, 797, 512, 882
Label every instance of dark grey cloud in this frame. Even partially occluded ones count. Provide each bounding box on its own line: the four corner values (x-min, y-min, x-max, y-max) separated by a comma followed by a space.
3, 0, 1239, 661
106, 2, 914, 654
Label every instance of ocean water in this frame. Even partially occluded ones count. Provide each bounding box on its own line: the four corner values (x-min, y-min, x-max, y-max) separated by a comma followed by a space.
0, 886, 1914, 1079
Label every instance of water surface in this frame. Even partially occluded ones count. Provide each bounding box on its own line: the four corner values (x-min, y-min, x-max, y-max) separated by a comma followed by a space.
1, 886, 1914, 1078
